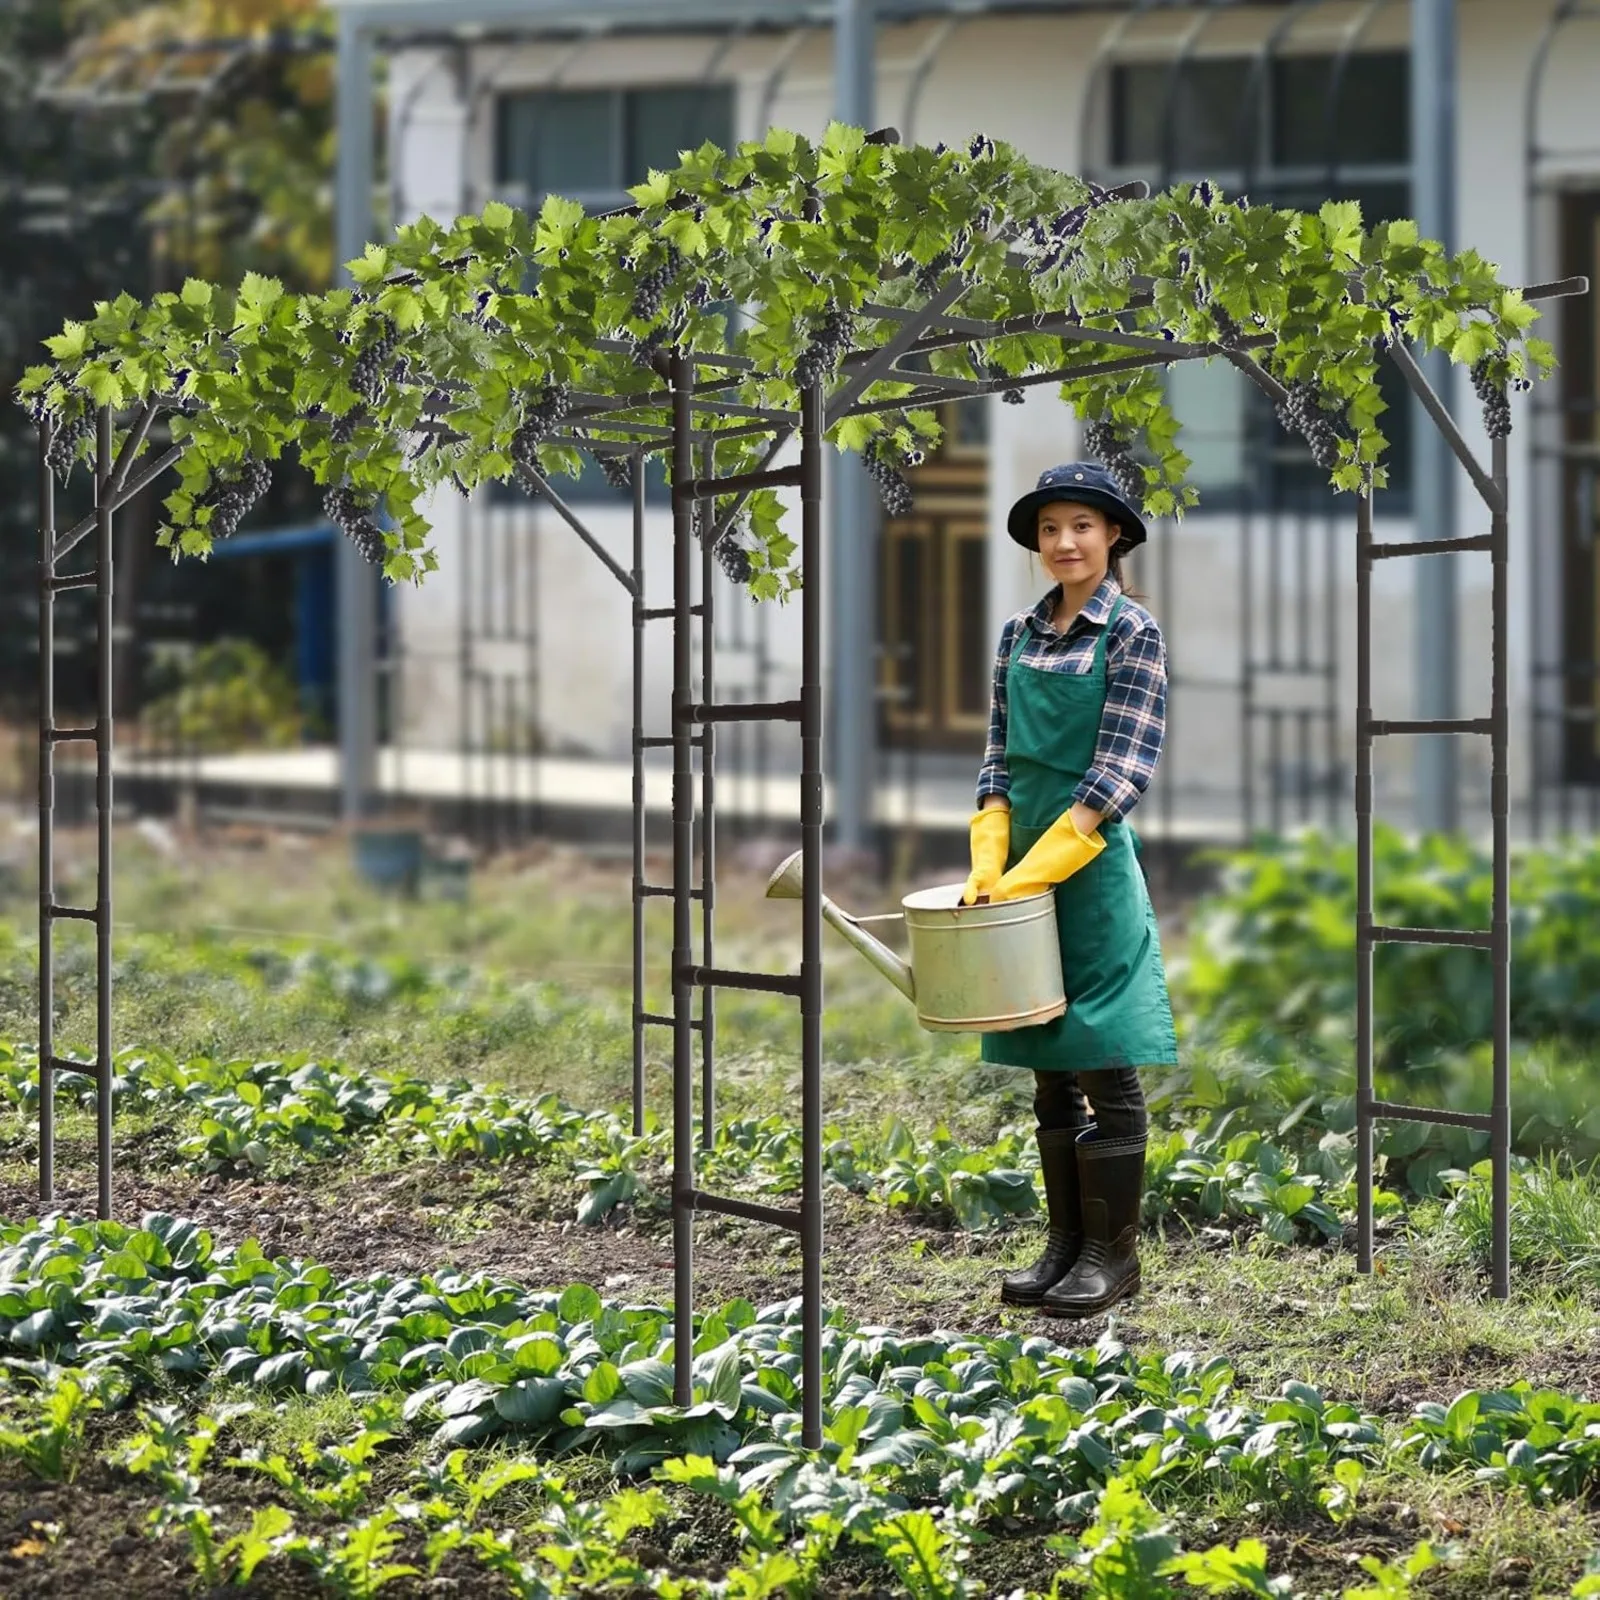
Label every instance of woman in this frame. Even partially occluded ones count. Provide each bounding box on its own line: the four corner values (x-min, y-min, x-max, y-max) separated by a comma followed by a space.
962, 461, 1178, 1318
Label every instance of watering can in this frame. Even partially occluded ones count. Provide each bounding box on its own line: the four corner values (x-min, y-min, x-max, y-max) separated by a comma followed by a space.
764, 851, 1066, 1034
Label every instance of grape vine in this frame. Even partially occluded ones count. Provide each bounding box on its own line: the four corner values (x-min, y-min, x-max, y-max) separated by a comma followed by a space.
12, 122, 1562, 598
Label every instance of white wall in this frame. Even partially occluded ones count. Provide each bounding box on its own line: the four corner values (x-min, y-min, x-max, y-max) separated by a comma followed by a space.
383, 1, 1600, 823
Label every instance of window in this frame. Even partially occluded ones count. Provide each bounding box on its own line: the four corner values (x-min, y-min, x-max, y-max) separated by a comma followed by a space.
1113, 58, 1257, 171
497, 83, 734, 211
492, 83, 734, 505
1107, 51, 1413, 510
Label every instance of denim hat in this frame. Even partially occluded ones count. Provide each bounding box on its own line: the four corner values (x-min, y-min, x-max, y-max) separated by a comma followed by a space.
1005, 461, 1148, 553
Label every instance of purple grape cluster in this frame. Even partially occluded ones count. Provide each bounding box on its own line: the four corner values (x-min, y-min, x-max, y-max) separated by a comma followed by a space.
330, 405, 369, 445
1082, 421, 1146, 504
324, 485, 388, 566
351, 317, 401, 404
197, 457, 272, 541
1471, 358, 1513, 441
629, 326, 669, 369
598, 453, 634, 491
510, 386, 573, 479
1274, 380, 1348, 471
629, 245, 684, 323
914, 249, 954, 297
713, 535, 753, 585
45, 405, 94, 481
1207, 299, 1247, 353
863, 436, 914, 516
1023, 181, 1116, 274
794, 306, 856, 388
974, 348, 1026, 405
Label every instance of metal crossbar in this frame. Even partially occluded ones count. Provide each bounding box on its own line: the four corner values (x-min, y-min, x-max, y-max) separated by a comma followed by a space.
689, 699, 803, 724
688, 1189, 804, 1231
1367, 718, 1493, 736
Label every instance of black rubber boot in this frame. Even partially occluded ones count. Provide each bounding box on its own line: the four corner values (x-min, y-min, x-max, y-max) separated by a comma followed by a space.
1039, 1129, 1146, 1318
999, 1125, 1084, 1306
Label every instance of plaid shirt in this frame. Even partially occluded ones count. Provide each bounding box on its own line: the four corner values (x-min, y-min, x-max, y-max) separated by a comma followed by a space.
976, 575, 1167, 822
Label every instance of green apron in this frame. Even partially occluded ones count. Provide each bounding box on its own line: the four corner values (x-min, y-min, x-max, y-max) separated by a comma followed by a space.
979, 593, 1179, 1073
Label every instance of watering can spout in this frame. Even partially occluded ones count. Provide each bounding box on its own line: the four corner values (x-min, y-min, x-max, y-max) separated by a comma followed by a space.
764, 850, 916, 1002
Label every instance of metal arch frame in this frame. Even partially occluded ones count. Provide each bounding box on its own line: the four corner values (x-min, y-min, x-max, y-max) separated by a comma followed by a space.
32, 160, 1587, 1443
1523, 0, 1600, 840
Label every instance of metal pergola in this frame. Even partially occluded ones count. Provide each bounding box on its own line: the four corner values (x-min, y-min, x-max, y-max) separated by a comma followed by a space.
31, 138, 1588, 1441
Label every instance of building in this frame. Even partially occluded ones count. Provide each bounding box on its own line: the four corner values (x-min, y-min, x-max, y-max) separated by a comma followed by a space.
317, 2, 1600, 850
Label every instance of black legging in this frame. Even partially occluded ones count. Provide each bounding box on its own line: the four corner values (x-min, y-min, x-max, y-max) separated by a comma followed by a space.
1033, 1067, 1148, 1143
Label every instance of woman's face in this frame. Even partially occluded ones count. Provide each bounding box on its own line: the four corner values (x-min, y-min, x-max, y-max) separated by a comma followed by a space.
1036, 500, 1118, 588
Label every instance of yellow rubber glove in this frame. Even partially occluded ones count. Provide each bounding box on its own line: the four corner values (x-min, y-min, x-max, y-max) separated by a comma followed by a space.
961, 808, 1010, 905
988, 810, 1105, 902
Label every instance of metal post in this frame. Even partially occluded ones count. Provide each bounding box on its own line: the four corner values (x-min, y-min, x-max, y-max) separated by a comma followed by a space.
632, 450, 646, 1136
800, 379, 825, 1452
671, 354, 697, 1407
1490, 433, 1510, 1299
335, 8, 379, 823
1241, 505, 1255, 840
94, 406, 114, 1222
1355, 486, 1375, 1274
1326, 514, 1340, 833
37, 421, 55, 1205
700, 438, 717, 1151
1412, 0, 1460, 834
829, 0, 878, 858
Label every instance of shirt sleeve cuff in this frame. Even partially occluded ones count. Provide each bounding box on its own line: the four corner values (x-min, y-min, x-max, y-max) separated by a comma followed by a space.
976, 773, 1011, 804
1072, 769, 1139, 822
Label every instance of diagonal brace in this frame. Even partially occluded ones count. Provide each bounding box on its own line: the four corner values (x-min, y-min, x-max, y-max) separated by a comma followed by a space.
516, 463, 638, 596
1386, 339, 1505, 515
826, 276, 975, 428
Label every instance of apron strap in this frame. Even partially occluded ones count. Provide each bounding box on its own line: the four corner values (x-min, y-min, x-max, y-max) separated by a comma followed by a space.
1090, 591, 1126, 676
1009, 587, 1127, 673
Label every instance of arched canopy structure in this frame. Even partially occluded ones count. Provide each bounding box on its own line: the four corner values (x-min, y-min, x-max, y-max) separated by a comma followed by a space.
19, 124, 1587, 1450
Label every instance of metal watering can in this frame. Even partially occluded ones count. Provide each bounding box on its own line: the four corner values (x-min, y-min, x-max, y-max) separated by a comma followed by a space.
764, 851, 1066, 1033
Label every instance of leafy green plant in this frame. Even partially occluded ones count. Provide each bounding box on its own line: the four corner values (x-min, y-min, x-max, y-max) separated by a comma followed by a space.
310, 1510, 420, 1600
1395, 1382, 1600, 1504
226, 1414, 396, 1518
0, 1366, 123, 1482
871, 1117, 1038, 1230
140, 637, 305, 753
1175, 826, 1600, 1073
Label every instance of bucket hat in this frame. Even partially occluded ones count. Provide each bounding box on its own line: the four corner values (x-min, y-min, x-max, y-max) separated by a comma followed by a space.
1006, 461, 1149, 553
